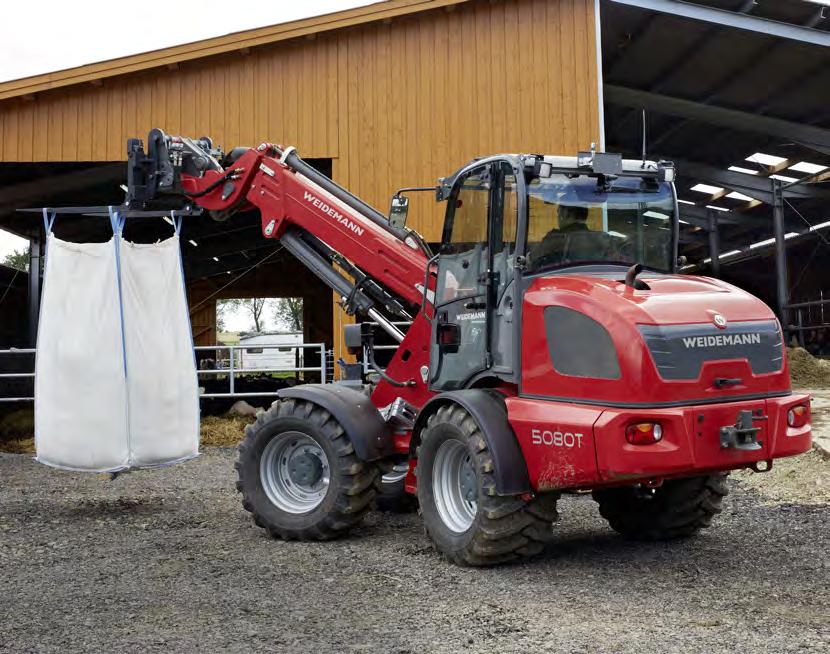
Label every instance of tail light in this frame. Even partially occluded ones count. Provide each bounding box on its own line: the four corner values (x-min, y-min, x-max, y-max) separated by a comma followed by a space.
787, 405, 809, 428
626, 422, 663, 445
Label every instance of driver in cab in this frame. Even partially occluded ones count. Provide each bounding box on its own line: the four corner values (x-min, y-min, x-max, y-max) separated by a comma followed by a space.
528, 204, 592, 268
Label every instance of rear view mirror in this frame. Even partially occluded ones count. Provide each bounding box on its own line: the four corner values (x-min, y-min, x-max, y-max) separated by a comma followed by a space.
389, 194, 409, 230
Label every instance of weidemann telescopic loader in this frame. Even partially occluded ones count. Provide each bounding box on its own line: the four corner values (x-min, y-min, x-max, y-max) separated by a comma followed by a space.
121, 129, 811, 565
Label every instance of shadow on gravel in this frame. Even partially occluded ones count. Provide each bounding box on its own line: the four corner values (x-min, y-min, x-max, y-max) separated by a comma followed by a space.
60, 496, 168, 519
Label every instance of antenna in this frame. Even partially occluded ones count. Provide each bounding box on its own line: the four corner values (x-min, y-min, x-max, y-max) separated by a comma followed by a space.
641, 109, 648, 166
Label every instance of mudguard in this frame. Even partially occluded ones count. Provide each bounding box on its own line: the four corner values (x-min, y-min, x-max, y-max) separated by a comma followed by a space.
412, 389, 531, 496
277, 384, 393, 461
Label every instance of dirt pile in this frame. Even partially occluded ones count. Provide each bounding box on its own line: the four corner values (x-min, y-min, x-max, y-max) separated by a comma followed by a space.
788, 347, 830, 388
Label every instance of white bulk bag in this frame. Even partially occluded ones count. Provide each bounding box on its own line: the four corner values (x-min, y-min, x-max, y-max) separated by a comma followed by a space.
120, 236, 200, 467
35, 211, 199, 472
34, 235, 131, 471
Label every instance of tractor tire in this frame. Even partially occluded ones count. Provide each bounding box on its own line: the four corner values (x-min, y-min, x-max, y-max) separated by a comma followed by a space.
592, 474, 729, 540
374, 464, 418, 513
417, 404, 559, 566
235, 398, 377, 540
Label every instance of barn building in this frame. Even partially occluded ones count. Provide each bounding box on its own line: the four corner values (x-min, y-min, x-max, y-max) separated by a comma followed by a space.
0, 0, 827, 381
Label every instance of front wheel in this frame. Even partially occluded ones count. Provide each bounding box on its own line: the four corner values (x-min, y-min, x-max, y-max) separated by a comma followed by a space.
235, 398, 377, 540
417, 404, 560, 566
592, 474, 729, 540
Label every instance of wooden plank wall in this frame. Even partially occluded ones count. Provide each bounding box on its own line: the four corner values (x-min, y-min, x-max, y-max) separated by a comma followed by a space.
0, 0, 601, 358
0, 0, 600, 240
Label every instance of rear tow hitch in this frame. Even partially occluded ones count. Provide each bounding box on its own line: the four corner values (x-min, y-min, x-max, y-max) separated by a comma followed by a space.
720, 410, 763, 451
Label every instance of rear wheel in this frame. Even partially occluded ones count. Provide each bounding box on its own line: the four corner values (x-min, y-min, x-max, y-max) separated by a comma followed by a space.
592, 474, 729, 540
235, 398, 377, 540
417, 404, 560, 566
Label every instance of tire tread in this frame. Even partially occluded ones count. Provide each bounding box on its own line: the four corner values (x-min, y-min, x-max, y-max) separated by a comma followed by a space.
420, 404, 559, 567
235, 399, 377, 541
592, 473, 729, 540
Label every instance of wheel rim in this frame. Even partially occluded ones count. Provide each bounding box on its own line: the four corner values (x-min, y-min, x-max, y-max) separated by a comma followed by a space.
260, 431, 330, 514
432, 439, 477, 533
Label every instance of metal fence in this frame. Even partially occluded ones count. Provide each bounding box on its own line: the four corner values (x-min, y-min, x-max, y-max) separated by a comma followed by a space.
0, 348, 35, 403
361, 321, 410, 375
196, 343, 328, 398
0, 343, 330, 402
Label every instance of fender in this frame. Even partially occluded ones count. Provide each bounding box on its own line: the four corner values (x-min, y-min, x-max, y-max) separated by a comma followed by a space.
412, 389, 531, 496
278, 384, 393, 461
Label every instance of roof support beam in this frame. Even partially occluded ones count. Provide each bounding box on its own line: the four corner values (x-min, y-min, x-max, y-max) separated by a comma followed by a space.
608, 0, 830, 48
604, 84, 830, 155
676, 203, 743, 229
672, 158, 830, 204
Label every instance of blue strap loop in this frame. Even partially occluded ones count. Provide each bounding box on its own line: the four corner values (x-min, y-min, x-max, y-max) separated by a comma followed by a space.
107, 206, 129, 382
107, 205, 126, 236
171, 212, 183, 236
42, 208, 56, 233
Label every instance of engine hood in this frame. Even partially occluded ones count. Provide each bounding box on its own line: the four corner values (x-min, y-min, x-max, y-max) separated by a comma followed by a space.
525, 272, 776, 326
520, 271, 789, 407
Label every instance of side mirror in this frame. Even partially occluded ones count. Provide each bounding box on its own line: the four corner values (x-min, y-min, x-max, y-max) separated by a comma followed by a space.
389, 194, 409, 230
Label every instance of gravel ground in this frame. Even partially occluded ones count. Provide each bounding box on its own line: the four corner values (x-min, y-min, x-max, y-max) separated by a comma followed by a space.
0, 449, 827, 654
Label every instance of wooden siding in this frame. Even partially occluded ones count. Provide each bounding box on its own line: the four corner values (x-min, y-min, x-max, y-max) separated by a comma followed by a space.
0, 0, 600, 360
0, 0, 600, 239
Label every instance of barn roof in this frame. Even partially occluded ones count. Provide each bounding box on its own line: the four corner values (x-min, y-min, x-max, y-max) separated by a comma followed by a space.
0, 0, 469, 101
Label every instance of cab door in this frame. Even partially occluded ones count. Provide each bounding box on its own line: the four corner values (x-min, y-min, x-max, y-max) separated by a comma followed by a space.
430, 164, 493, 390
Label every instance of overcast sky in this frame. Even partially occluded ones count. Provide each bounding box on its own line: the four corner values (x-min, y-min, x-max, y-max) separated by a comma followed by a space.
0, 0, 373, 262
0, 1, 374, 83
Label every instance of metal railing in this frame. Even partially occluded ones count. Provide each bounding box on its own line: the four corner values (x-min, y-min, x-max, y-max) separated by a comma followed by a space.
0, 348, 35, 403
0, 343, 328, 402
788, 294, 830, 348
196, 343, 327, 398
360, 321, 411, 376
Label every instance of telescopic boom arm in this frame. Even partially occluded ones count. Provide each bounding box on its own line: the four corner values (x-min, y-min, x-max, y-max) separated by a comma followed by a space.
127, 130, 431, 329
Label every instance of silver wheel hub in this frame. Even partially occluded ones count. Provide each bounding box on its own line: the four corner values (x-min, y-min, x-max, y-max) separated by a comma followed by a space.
260, 431, 330, 514
432, 439, 477, 533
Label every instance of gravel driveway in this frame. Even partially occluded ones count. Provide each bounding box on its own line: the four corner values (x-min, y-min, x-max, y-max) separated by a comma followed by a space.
1, 448, 827, 654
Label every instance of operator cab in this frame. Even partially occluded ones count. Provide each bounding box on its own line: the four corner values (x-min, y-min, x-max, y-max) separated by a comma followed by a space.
429, 151, 679, 391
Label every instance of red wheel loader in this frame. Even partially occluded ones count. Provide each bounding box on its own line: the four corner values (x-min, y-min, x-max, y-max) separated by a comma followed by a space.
123, 129, 811, 565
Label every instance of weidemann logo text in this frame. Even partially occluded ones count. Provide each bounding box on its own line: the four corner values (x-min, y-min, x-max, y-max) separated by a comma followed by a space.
303, 191, 365, 236
682, 333, 762, 348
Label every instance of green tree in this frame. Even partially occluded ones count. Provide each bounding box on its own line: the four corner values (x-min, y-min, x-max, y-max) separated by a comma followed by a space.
216, 299, 234, 332
217, 298, 273, 333
274, 297, 303, 332
2, 248, 29, 272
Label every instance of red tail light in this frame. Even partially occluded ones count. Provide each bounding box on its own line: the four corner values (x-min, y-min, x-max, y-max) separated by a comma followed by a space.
626, 422, 663, 445
787, 405, 809, 428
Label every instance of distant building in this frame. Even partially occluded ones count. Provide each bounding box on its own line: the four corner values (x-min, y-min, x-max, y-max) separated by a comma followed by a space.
238, 332, 304, 372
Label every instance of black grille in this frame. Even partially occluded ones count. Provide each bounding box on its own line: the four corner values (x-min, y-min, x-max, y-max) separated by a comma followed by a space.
639, 320, 783, 381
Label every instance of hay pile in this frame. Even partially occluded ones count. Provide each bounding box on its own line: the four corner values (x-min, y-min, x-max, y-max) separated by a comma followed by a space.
199, 415, 254, 447
734, 451, 829, 504
0, 408, 35, 454
0, 408, 254, 453
788, 347, 830, 389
